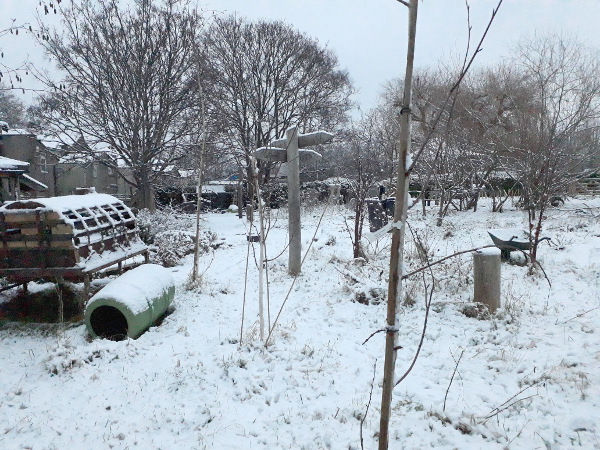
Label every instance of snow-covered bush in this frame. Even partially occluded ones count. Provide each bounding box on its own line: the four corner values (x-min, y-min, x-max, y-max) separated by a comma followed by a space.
136, 207, 217, 267
137, 207, 195, 245
153, 230, 197, 267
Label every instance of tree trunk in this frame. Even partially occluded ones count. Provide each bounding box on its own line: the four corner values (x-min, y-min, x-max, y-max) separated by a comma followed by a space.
136, 167, 156, 211
379, 1, 418, 449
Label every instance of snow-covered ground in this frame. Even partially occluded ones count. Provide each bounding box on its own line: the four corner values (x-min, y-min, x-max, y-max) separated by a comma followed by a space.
1, 196, 599, 449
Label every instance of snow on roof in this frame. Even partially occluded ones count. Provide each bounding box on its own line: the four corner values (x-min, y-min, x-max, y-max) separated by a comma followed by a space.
202, 184, 226, 193
0, 193, 125, 214
0, 156, 29, 170
21, 174, 48, 190
58, 153, 94, 164
2, 128, 33, 136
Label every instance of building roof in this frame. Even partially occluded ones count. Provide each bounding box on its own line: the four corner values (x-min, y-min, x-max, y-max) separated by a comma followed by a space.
21, 174, 48, 190
1, 128, 34, 136
0, 156, 29, 172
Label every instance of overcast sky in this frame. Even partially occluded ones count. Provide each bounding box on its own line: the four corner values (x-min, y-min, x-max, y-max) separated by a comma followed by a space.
2, 0, 599, 112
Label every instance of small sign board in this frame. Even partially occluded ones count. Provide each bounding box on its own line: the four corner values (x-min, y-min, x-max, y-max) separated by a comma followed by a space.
298, 131, 334, 147
253, 147, 322, 163
269, 130, 334, 149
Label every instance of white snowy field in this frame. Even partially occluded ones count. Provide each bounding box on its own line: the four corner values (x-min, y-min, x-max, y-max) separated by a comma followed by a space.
0, 196, 599, 449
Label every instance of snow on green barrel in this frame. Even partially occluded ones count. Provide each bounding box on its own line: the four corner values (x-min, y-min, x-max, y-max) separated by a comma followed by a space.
84, 264, 175, 340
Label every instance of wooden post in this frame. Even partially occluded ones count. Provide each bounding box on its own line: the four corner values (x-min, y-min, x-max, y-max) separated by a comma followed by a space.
191, 69, 207, 283
237, 166, 244, 219
252, 127, 332, 276
14, 175, 21, 201
83, 274, 91, 309
251, 157, 267, 341
286, 126, 301, 276
473, 248, 501, 313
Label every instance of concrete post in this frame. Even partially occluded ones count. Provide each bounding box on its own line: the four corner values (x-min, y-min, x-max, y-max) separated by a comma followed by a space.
473, 248, 501, 313
286, 126, 301, 276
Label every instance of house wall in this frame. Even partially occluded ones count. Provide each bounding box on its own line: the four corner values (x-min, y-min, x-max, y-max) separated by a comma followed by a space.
0, 133, 57, 197
55, 161, 122, 197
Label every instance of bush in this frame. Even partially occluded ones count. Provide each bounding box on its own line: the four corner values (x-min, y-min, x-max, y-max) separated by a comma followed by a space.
136, 207, 217, 267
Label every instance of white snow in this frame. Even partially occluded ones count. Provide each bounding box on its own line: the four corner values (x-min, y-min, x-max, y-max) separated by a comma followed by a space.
0, 193, 126, 213
21, 174, 48, 189
476, 247, 501, 256
80, 241, 148, 272
0, 156, 29, 170
1, 196, 599, 449
86, 264, 174, 314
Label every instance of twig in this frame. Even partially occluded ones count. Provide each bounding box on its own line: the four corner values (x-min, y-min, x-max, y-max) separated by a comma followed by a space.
239, 240, 252, 345
443, 347, 465, 412
332, 265, 362, 285
394, 282, 434, 386
561, 306, 599, 324
360, 361, 377, 450
264, 201, 331, 347
362, 328, 387, 345
402, 244, 496, 279
506, 420, 531, 448
409, 0, 504, 172
481, 377, 545, 424
533, 259, 552, 288
482, 395, 538, 423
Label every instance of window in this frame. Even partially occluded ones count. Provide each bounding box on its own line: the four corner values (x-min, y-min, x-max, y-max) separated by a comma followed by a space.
92, 163, 98, 178
39, 151, 48, 173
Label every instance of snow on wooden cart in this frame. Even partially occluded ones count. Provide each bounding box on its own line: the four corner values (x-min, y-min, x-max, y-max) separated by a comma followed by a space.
0, 193, 148, 302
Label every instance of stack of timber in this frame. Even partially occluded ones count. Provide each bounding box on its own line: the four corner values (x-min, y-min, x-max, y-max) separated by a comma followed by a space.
0, 193, 148, 283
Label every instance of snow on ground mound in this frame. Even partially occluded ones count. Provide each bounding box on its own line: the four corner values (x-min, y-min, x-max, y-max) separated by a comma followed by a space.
0, 197, 599, 449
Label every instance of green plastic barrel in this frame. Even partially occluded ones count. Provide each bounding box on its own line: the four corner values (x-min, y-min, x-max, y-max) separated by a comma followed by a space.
84, 264, 175, 340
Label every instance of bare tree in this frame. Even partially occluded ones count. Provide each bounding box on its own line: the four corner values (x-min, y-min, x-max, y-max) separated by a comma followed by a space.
333, 111, 395, 258
504, 34, 600, 262
0, 22, 31, 89
34, 0, 205, 209
0, 2, 70, 90
0, 85, 26, 126
201, 15, 353, 191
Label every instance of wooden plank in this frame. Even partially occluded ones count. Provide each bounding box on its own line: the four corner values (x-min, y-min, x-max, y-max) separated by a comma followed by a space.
82, 248, 149, 274
0, 248, 78, 269
2, 211, 60, 222
0, 219, 64, 228
1, 234, 73, 243
6, 241, 26, 248
50, 240, 75, 249
52, 224, 73, 234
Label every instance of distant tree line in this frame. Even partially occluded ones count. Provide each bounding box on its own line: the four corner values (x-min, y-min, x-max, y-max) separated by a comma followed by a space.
0, 0, 598, 225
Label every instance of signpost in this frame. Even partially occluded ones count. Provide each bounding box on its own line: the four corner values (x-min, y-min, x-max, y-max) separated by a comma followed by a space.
253, 125, 333, 275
